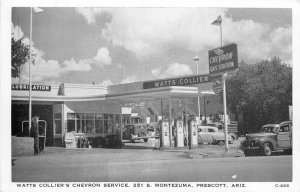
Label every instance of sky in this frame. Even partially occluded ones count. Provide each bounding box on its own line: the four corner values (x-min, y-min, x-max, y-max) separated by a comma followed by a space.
11, 7, 292, 86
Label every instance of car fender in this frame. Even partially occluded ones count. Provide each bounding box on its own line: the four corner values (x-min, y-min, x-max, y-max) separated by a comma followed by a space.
258, 137, 278, 151
212, 133, 224, 141
229, 133, 237, 140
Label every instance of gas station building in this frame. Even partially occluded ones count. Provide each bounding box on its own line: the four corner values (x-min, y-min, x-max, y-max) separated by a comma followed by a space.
11, 73, 228, 147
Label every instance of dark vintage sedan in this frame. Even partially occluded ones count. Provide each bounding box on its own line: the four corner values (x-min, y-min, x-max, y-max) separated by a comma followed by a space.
241, 121, 292, 156
122, 123, 149, 143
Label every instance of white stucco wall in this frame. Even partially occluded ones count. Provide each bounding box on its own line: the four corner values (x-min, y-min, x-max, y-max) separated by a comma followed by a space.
62, 83, 107, 97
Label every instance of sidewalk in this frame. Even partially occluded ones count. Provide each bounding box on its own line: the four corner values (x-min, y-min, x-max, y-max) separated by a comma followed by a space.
161, 145, 244, 158
12, 137, 245, 160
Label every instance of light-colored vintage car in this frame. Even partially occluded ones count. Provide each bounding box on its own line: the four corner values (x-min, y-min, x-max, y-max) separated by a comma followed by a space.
198, 126, 233, 145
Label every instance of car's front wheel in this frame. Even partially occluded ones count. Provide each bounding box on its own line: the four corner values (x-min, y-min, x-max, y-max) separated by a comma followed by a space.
143, 138, 148, 143
262, 143, 272, 156
217, 140, 225, 146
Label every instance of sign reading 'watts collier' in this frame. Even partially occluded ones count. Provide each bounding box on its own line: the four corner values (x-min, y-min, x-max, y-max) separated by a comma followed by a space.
208, 43, 238, 74
143, 74, 222, 89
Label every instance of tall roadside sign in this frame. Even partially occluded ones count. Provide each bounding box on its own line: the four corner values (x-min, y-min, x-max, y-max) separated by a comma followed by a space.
208, 43, 238, 152
208, 43, 238, 74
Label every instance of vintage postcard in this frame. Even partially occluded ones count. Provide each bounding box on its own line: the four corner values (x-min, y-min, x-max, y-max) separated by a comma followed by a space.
1, 0, 299, 191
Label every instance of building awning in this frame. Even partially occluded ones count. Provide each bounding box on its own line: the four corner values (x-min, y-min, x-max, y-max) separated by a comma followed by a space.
105, 86, 205, 102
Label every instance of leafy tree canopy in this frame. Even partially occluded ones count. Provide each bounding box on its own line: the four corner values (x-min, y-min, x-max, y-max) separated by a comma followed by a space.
11, 37, 35, 78
226, 57, 292, 133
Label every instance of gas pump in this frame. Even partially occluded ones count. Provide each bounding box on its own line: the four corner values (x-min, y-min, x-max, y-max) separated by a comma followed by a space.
175, 119, 184, 147
188, 119, 198, 148
160, 119, 170, 148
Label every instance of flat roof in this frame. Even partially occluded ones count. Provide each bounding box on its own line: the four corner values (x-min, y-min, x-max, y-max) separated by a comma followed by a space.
12, 75, 216, 103
105, 86, 200, 102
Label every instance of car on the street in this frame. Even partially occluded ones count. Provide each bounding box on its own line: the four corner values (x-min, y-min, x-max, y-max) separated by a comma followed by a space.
198, 126, 233, 145
241, 121, 292, 156
123, 123, 149, 143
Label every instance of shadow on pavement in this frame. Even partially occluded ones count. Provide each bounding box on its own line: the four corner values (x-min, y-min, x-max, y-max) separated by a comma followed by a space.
242, 151, 291, 157
122, 145, 155, 150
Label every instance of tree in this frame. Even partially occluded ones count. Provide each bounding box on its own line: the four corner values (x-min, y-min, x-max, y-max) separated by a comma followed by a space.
226, 57, 292, 134
11, 37, 35, 78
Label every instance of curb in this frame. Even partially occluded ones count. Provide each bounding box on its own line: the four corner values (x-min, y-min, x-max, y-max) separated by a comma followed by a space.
161, 148, 244, 158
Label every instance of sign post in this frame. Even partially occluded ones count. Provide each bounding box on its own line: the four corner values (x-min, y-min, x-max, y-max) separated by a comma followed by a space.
208, 41, 238, 152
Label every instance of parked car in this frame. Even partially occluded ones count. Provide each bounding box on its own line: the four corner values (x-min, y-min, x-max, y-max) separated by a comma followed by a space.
147, 125, 159, 138
198, 126, 233, 145
206, 122, 224, 130
123, 123, 149, 143
205, 122, 238, 140
241, 121, 292, 156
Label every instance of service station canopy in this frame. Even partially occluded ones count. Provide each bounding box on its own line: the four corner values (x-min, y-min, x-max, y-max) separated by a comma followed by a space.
107, 74, 221, 102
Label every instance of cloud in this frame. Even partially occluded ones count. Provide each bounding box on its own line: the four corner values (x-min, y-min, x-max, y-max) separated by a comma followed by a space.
151, 67, 162, 77
98, 80, 113, 87
77, 8, 225, 56
11, 23, 24, 40
152, 63, 193, 78
20, 59, 61, 82
93, 47, 112, 65
15, 30, 112, 83
11, 23, 35, 48
76, 8, 292, 64
60, 47, 112, 72
61, 47, 112, 72
121, 75, 138, 84
19, 48, 62, 82
12, 22, 115, 83
19, 51, 93, 82
76, 8, 105, 24
224, 19, 292, 64
62, 58, 92, 72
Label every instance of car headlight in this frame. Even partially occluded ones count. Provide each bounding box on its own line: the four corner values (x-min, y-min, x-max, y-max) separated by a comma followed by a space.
249, 138, 260, 146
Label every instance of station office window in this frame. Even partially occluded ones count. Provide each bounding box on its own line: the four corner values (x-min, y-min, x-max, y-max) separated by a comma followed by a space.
115, 114, 121, 132
67, 112, 118, 135
95, 113, 104, 134
54, 113, 62, 135
67, 113, 79, 132
85, 113, 95, 134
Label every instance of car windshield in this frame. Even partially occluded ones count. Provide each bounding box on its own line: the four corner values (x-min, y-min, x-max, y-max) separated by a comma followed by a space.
208, 129, 216, 133
261, 126, 277, 133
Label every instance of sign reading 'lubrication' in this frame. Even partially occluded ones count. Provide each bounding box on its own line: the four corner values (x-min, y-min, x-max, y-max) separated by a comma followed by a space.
208, 43, 238, 74
11, 84, 51, 91
143, 74, 222, 89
